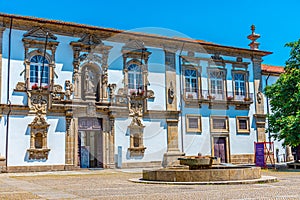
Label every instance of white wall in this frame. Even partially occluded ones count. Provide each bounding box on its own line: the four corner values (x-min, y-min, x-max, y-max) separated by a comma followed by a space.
4, 116, 65, 166
114, 118, 167, 163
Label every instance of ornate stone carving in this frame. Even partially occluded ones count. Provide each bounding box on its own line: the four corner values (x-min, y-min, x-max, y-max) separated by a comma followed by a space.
65, 109, 73, 133
78, 33, 103, 46
15, 82, 26, 91
27, 106, 50, 160
70, 35, 112, 101
128, 96, 146, 157
108, 83, 116, 100
51, 84, 65, 101
257, 91, 263, 104
168, 81, 175, 103
65, 80, 74, 100
27, 92, 48, 115
23, 27, 57, 40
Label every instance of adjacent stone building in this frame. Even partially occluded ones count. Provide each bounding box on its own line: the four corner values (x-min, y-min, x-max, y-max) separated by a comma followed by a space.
0, 13, 280, 172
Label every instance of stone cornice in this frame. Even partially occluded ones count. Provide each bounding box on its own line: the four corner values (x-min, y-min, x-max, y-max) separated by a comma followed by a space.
0, 13, 272, 59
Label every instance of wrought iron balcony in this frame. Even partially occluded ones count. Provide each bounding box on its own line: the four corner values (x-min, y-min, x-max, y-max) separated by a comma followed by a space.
184, 89, 253, 109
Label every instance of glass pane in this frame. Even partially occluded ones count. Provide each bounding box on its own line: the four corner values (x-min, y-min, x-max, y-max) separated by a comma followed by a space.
189, 118, 198, 129
213, 118, 226, 129
239, 119, 248, 130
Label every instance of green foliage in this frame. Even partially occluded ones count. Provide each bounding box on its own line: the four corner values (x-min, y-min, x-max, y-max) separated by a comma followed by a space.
265, 40, 300, 147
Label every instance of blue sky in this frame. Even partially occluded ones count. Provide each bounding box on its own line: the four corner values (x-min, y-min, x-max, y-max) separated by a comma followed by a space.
0, 0, 299, 66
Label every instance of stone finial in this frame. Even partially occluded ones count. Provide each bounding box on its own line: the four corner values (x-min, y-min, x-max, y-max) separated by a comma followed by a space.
247, 24, 261, 50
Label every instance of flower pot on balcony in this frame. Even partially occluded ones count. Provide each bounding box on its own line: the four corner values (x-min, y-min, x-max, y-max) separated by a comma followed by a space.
31, 84, 39, 90
227, 96, 233, 101
244, 97, 250, 101
207, 95, 215, 100
187, 94, 193, 99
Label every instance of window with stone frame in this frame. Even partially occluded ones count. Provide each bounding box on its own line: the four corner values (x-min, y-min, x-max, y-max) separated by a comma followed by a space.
29, 55, 50, 89
21, 27, 58, 91
186, 115, 201, 133
122, 40, 151, 97
184, 68, 200, 100
211, 116, 229, 133
207, 68, 226, 100
27, 115, 50, 160
127, 63, 144, 93
232, 71, 249, 101
236, 116, 250, 133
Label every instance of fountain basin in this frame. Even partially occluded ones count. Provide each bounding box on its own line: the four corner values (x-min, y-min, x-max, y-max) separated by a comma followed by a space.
143, 166, 261, 182
178, 156, 213, 169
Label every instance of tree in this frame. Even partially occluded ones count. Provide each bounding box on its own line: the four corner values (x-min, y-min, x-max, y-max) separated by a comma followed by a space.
264, 40, 300, 147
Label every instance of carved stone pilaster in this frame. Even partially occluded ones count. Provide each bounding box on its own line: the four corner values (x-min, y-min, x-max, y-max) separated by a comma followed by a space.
252, 56, 266, 142
254, 114, 266, 142
165, 50, 177, 111
65, 109, 73, 133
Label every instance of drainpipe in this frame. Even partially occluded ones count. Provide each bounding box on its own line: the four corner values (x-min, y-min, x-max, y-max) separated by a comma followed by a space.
5, 17, 13, 171
178, 43, 185, 152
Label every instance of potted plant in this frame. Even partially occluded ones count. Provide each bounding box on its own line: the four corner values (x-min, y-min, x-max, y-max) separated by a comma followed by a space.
42, 85, 49, 90
227, 96, 233, 101
31, 83, 39, 90
244, 97, 250, 101
130, 89, 137, 96
187, 93, 193, 99
137, 89, 144, 96
207, 95, 215, 100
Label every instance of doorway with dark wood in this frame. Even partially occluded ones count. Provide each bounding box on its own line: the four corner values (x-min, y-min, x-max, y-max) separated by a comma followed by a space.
214, 137, 227, 163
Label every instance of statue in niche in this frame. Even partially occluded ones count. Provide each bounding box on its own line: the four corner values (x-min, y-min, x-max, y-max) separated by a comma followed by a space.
84, 68, 96, 94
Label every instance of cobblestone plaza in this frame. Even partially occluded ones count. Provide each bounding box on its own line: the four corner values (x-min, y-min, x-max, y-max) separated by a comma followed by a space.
0, 168, 299, 199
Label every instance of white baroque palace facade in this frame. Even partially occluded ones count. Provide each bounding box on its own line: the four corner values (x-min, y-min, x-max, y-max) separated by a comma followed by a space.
0, 13, 279, 172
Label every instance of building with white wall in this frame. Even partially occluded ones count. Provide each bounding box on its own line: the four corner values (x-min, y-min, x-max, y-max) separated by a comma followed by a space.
0, 13, 275, 172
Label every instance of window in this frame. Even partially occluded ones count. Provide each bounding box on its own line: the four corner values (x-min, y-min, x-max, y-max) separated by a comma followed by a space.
211, 116, 229, 132
208, 70, 225, 100
128, 63, 143, 90
165, 51, 176, 71
232, 71, 249, 101
234, 74, 245, 95
186, 115, 201, 133
236, 117, 250, 133
30, 55, 49, 88
185, 69, 197, 92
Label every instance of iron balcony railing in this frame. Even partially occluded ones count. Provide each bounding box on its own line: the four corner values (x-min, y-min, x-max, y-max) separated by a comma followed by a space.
184, 89, 253, 102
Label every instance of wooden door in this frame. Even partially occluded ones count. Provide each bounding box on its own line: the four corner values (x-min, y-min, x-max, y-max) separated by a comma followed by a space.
214, 137, 227, 163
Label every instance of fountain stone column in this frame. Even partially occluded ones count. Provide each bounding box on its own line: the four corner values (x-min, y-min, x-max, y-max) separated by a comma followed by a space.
162, 119, 185, 168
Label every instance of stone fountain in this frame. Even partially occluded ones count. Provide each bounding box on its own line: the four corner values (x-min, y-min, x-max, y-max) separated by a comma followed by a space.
140, 156, 273, 183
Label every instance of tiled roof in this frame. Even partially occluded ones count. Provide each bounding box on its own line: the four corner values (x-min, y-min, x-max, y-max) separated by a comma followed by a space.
261, 64, 284, 74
